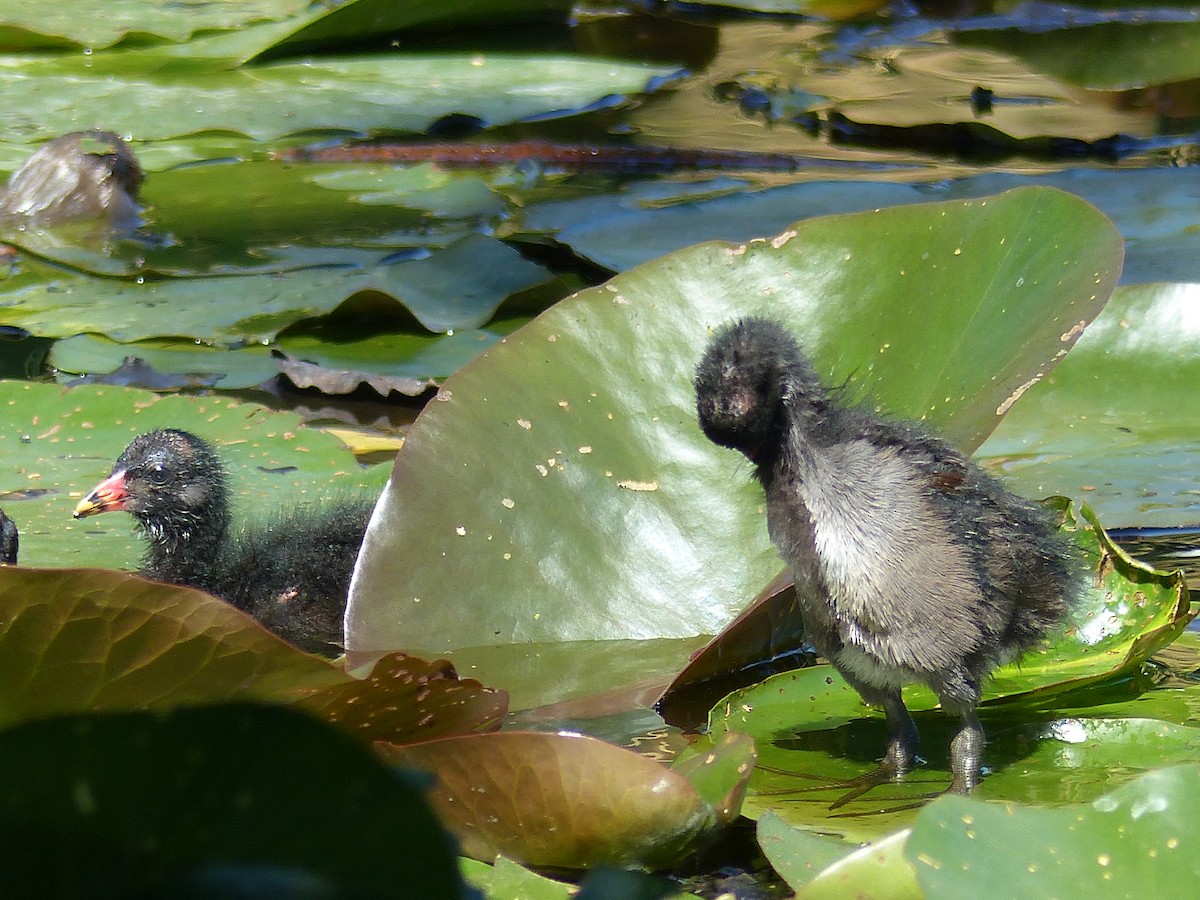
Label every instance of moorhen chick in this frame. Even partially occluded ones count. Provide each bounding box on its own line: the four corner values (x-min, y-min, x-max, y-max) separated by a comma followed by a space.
73, 429, 373, 654
0, 509, 17, 565
0, 130, 143, 229
695, 317, 1079, 794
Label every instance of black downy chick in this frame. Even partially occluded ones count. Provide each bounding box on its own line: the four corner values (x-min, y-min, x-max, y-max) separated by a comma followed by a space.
695, 317, 1079, 793
0, 508, 17, 565
73, 429, 373, 655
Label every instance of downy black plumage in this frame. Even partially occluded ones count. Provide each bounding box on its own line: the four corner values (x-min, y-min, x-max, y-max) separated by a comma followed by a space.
695, 317, 1079, 792
74, 429, 372, 654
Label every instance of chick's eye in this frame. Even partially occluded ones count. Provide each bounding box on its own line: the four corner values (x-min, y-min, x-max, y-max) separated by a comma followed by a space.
147, 464, 169, 485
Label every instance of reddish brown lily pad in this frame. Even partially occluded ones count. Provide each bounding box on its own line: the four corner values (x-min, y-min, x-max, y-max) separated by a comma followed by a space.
298, 652, 507, 744
0, 566, 507, 744
380, 730, 756, 870
0, 566, 344, 724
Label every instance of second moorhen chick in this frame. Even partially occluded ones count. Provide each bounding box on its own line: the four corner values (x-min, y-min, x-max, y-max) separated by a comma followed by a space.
695, 317, 1080, 794
0, 509, 17, 565
73, 429, 373, 654
0, 130, 143, 229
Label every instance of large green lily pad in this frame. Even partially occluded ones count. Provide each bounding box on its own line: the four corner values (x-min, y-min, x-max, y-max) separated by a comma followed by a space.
346, 187, 1122, 662
907, 764, 1200, 897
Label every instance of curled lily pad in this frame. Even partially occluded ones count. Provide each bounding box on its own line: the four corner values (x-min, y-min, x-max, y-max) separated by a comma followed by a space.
757, 812, 919, 898
298, 652, 507, 744
0, 564, 506, 743
380, 730, 755, 870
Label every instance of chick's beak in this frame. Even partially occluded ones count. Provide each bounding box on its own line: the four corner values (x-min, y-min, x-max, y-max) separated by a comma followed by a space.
73, 470, 130, 519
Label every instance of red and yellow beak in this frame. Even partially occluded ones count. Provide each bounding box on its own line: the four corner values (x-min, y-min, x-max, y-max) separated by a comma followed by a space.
73, 470, 130, 519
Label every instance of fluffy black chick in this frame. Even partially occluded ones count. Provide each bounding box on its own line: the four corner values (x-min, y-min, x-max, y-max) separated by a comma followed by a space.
73, 429, 372, 655
695, 317, 1078, 792
0, 508, 17, 565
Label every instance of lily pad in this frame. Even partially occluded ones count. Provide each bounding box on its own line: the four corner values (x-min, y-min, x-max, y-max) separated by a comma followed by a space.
0, 702, 470, 899
0, 235, 554, 344
50, 336, 278, 391
756, 810, 853, 889
257, 0, 575, 62
50, 322, 530, 396
758, 812, 919, 898
906, 763, 1200, 897
380, 729, 755, 870
444, 637, 707, 712
713, 705, 1200, 841
345, 187, 1122, 663
0, 0, 308, 50
118, 160, 518, 277
297, 652, 507, 744
462, 856, 574, 900
0, 53, 683, 145
957, 22, 1200, 92
0, 563, 507, 742
978, 283, 1200, 528
0, 565, 343, 727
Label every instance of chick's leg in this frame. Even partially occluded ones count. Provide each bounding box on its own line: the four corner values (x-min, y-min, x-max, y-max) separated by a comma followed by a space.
933, 671, 984, 794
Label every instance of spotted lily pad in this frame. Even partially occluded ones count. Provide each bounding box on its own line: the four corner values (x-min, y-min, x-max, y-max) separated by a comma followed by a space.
907, 764, 1200, 896
346, 187, 1123, 667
